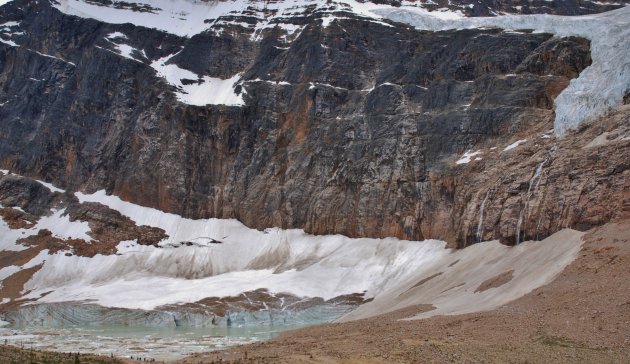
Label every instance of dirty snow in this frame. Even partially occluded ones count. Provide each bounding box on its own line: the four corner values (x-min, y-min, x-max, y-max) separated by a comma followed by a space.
503, 139, 527, 151
342, 229, 585, 321
456, 150, 482, 164
5, 189, 583, 319
584, 130, 630, 148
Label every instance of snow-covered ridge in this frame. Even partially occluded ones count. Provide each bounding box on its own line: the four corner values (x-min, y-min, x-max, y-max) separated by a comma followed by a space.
51, 0, 399, 38
376, 6, 630, 136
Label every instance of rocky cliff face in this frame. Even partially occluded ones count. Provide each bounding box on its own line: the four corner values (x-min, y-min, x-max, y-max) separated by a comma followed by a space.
0, 0, 627, 247
374, 0, 628, 16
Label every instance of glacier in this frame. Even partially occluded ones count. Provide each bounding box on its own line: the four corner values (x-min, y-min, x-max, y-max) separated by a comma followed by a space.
375, 6, 630, 136
0, 188, 583, 323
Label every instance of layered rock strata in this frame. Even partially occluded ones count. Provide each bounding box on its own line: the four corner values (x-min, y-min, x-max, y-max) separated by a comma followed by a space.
0, 0, 626, 246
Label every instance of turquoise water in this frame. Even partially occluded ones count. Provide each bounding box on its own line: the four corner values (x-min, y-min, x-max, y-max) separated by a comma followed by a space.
0, 298, 361, 360
1, 323, 310, 361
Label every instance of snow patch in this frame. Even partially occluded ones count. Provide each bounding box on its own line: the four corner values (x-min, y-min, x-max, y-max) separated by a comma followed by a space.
34, 209, 91, 241
51, 0, 404, 39
11, 206, 25, 213
106, 31, 127, 40
321, 16, 336, 27
104, 33, 147, 63
0, 219, 29, 252
25, 226, 449, 309
0, 207, 91, 252
456, 150, 482, 164
503, 139, 527, 151
0, 21, 19, 28
54, 0, 628, 123
150, 54, 244, 106
111, 43, 144, 62
35, 179, 65, 193
22, 249, 50, 269
0, 38, 17, 47
7, 189, 443, 310
31, 50, 76, 66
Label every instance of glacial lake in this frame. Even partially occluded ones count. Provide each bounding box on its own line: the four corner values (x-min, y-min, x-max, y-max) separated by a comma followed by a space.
0, 323, 309, 361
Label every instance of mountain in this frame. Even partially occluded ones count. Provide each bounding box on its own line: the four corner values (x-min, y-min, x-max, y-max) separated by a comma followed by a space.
0, 0, 629, 360
0, 0, 627, 245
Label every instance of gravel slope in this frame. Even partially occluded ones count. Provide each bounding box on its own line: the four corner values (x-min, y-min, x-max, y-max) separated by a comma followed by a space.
180, 221, 630, 363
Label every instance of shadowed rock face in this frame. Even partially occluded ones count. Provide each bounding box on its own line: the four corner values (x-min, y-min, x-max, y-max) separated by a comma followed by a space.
0, 0, 625, 247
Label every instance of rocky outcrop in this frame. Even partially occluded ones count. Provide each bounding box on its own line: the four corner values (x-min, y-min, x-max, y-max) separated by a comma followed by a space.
441, 105, 630, 247
0, 0, 625, 248
0, 173, 167, 256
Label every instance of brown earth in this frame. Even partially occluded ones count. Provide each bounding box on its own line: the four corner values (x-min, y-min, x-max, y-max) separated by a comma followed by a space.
0, 207, 37, 229
178, 221, 630, 364
0, 265, 42, 308
474, 270, 514, 293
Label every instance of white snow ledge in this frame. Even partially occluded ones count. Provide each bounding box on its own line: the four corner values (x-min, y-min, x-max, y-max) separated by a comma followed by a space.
151, 54, 244, 107
376, 6, 630, 137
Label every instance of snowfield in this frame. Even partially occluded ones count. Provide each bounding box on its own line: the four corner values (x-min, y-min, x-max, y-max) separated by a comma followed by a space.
0, 189, 580, 321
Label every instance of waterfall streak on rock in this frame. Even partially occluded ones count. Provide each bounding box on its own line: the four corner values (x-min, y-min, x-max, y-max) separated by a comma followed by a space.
476, 189, 491, 243
516, 147, 557, 244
